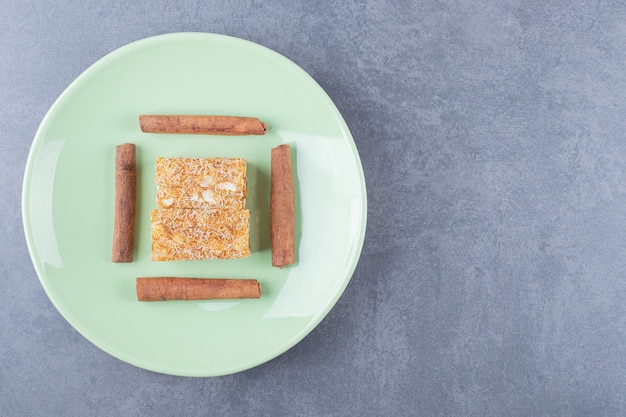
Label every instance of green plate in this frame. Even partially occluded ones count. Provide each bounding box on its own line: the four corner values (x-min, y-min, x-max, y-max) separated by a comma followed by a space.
22, 33, 366, 377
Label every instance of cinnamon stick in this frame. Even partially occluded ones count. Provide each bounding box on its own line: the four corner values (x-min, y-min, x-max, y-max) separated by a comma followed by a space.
112, 143, 136, 262
139, 115, 267, 135
136, 277, 261, 301
270, 144, 295, 268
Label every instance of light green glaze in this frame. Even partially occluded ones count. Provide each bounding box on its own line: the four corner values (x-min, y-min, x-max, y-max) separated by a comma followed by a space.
22, 33, 367, 377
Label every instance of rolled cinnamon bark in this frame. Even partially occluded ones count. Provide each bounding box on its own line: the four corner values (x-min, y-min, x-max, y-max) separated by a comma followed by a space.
112, 143, 136, 262
270, 144, 295, 268
136, 277, 261, 301
139, 115, 267, 135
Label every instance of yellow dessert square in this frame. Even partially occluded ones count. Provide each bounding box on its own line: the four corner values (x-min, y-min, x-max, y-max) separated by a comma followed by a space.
151, 209, 250, 261
155, 157, 247, 210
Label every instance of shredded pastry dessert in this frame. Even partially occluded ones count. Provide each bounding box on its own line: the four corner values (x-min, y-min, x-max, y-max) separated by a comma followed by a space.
151, 157, 250, 261
151, 209, 250, 261
155, 157, 246, 209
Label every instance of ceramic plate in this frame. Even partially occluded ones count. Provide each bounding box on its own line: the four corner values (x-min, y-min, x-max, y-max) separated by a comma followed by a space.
22, 33, 366, 377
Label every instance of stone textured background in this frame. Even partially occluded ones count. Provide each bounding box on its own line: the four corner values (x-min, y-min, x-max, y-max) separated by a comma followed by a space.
2, 0, 626, 415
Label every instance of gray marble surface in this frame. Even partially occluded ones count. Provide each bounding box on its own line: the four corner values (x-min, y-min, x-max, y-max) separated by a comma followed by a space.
3, 0, 626, 415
